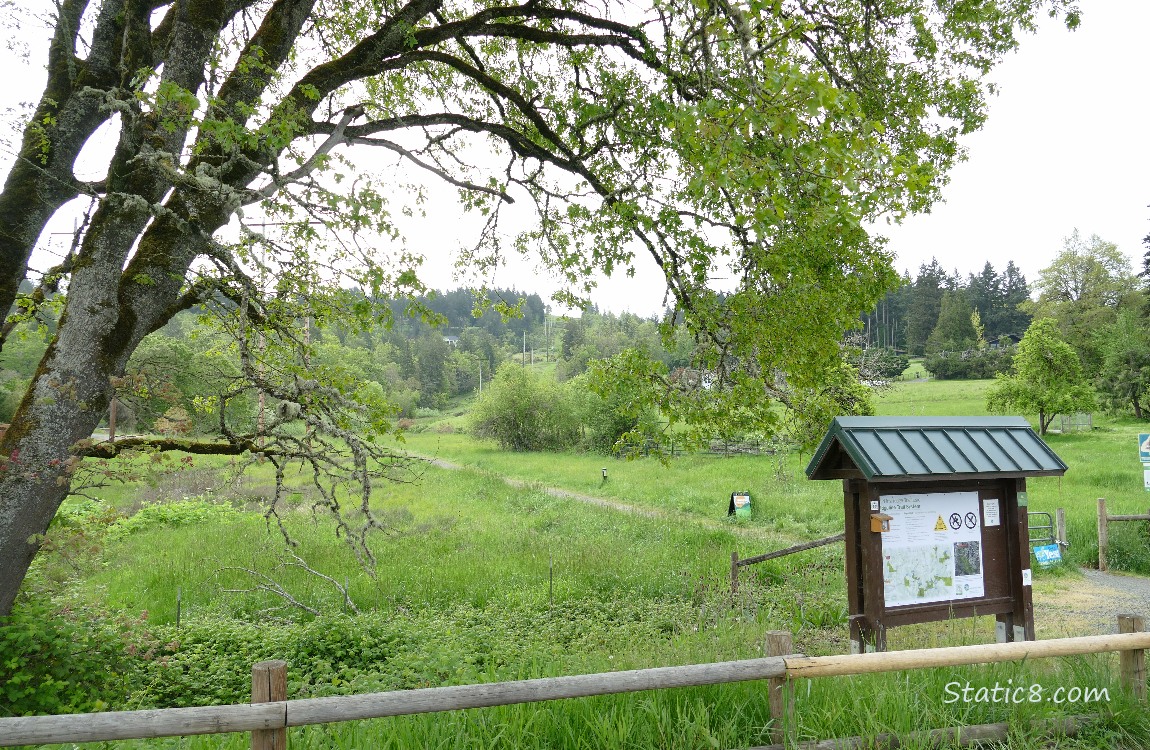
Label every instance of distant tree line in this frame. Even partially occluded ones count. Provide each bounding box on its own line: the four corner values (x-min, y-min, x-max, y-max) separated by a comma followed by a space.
865, 228, 1150, 430
0, 286, 691, 452
854, 226, 1150, 428
861, 258, 1032, 356
9, 225, 1150, 449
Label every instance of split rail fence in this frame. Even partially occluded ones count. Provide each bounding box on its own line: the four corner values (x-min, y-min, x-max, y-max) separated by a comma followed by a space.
1096, 497, 1150, 572
731, 508, 1072, 596
729, 534, 845, 594
0, 616, 1146, 750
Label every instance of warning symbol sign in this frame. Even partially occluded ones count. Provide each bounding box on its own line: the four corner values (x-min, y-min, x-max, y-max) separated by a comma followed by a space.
934, 515, 947, 531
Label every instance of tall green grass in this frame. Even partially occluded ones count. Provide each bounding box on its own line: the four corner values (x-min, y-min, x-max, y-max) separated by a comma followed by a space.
398, 431, 843, 541
70, 466, 753, 622
874, 378, 996, 417
32, 653, 1149, 750
17, 377, 1150, 749
405, 379, 1150, 574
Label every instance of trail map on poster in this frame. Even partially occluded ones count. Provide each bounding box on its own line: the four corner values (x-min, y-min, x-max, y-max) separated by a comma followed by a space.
879, 492, 985, 608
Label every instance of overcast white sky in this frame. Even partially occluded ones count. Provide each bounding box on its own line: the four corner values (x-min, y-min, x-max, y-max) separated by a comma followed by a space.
882, 0, 1150, 288
4, 2, 1148, 318
416, 0, 1150, 315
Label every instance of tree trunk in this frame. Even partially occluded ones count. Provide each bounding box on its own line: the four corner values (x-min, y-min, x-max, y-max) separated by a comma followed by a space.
0, 0, 129, 317
1134, 397, 1143, 421
0, 202, 197, 617
0, 327, 117, 616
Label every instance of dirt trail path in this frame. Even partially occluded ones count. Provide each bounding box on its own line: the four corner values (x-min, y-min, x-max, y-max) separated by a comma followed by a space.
1034, 568, 1150, 636
420, 454, 798, 545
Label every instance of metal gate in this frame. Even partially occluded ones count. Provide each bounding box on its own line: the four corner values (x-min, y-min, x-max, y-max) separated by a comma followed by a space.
1028, 511, 1054, 549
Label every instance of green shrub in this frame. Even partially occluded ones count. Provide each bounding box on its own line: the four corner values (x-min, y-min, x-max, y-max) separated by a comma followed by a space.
924, 347, 1013, 380
0, 601, 164, 716
470, 364, 581, 451
108, 499, 241, 539
573, 353, 663, 454
122, 598, 700, 709
21, 500, 123, 597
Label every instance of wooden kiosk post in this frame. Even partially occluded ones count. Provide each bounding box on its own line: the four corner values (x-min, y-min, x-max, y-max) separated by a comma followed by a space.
806, 417, 1068, 653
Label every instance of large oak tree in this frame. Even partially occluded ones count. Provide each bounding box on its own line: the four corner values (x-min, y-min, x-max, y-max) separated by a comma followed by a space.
0, 0, 1077, 615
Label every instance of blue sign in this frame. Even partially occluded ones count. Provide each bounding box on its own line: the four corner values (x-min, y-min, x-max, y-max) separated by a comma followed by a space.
1033, 544, 1062, 567
1140, 434, 1150, 463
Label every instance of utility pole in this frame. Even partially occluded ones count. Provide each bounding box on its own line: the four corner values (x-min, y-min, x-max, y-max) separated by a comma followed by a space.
522, 330, 526, 367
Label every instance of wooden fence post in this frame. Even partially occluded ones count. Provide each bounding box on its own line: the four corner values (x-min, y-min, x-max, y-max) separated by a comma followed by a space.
1056, 508, 1067, 550
765, 630, 793, 744
730, 551, 739, 595
1118, 615, 1146, 701
1097, 498, 1108, 572
252, 660, 288, 750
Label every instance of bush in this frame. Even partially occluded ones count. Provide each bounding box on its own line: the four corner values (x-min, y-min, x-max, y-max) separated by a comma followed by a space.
848, 347, 909, 381
578, 384, 651, 453
108, 499, 241, 539
1, 598, 709, 712
470, 364, 581, 451
123, 598, 699, 708
0, 601, 165, 715
572, 353, 663, 454
923, 347, 1013, 380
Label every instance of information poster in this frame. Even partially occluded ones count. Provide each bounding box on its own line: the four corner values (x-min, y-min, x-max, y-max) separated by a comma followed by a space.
878, 492, 985, 607
982, 498, 1000, 527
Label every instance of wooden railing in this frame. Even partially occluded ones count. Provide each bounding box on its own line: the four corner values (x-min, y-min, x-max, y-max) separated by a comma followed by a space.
730, 534, 845, 593
1097, 497, 1150, 571
1, 619, 1146, 749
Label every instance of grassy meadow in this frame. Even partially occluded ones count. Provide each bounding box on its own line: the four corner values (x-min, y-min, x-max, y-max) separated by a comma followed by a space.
9, 375, 1150, 748
403, 376, 1150, 576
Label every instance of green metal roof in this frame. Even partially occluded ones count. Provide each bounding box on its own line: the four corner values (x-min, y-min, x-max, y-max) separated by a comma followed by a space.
805, 416, 1068, 482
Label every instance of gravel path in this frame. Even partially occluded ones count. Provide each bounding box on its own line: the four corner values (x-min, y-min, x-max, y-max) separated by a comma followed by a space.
1034, 568, 1150, 636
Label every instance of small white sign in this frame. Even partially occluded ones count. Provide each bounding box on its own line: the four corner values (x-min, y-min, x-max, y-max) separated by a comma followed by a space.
1022, 569, 1032, 586
870, 500, 879, 511
1144, 469, 1150, 492
983, 498, 1001, 527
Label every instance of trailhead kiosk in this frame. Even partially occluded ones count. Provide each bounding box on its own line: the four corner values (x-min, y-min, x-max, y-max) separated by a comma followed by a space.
806, 417, 1067, 653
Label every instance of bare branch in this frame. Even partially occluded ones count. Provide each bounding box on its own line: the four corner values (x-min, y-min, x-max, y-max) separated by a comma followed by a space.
219, 563, 322, 616
347, 135, 514, 203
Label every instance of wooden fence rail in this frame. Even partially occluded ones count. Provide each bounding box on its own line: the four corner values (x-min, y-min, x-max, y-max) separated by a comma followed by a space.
0, 657, 788, 747
1, 622, 1146, 748
730, 533, 845, 593
1097, 497, 1150, 571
